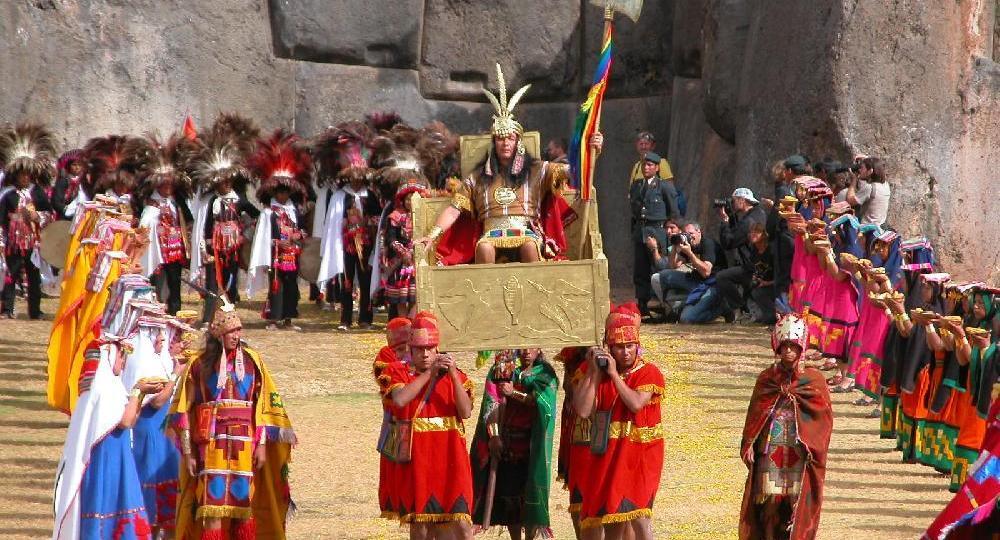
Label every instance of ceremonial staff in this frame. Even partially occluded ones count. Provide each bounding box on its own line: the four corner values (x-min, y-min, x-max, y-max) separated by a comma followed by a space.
570, 0, 644, 257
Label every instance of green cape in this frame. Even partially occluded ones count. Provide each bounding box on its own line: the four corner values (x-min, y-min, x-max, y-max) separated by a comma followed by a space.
470, 357, 558, 531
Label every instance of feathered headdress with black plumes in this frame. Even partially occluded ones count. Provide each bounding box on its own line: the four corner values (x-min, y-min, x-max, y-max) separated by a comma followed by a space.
369, 123, 428, 201
186, 113, 260, 193
0, 122, 58, 185
82, 134, 131, 194
312, 120, 373, 187
249, 129, 312, 204
123, 132, 196, 203
417, 121, 460, 190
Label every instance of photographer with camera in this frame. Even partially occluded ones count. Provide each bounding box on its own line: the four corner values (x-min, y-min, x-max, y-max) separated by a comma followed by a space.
572, 304, 664, 540
630, 152, 680, 318
846, 156, 891, 226
383, 313, 475, 539
650, 222, 721, 323
716, 188, 767, 323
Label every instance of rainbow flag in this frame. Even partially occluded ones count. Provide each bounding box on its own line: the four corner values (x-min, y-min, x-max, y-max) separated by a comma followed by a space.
569, 19, 614, 201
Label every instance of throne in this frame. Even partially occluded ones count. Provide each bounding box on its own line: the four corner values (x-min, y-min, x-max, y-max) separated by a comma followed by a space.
412, 131, 611, 351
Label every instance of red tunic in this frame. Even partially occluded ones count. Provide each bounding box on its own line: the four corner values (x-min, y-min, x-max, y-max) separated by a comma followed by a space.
374, 346, 402, 520
382, 363, 475, 524
579, 359, 665, 529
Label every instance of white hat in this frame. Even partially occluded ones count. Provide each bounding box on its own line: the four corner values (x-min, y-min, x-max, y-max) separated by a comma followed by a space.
732, 187, 758, 204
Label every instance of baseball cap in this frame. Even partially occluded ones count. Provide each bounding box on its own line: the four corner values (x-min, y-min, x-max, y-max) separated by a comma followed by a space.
732, 187, 759, 204
643, 151, 662, 163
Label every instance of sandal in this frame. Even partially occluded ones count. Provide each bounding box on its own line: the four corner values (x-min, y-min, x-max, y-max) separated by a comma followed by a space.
826, 374, 844, 386
853, 397, 875, 406
868, 407, 882, 418
832, 382, 855, 393
819, 358, 838, 371
265, 323, 279, 331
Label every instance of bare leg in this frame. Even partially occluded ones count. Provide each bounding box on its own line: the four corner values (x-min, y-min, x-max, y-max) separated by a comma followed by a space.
203, 518, 222, 531
507, 525, 523, 540
604, 522, 627, 540
410, 523, 430, 540
518, 240, 540, 262
581, 523, 604, 540
475, 242, 497, 264
629, 517, 653, 540
451, 519, 473, 540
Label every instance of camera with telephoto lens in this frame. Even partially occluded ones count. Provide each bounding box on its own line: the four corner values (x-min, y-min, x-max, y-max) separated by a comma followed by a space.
670, 232, 690, 246
713, 198, 734, 216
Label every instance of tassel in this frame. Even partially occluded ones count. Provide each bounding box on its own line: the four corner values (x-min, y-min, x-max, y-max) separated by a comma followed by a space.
216, 348, 228, 390
234, 344, 246, 383
200, 529, 224, 540
232, 518, 256, 540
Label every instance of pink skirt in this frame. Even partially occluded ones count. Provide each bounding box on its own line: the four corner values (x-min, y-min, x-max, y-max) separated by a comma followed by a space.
848, 297, 890, 398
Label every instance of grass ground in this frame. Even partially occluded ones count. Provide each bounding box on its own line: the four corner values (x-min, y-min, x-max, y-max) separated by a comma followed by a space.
0, 292, 952, 538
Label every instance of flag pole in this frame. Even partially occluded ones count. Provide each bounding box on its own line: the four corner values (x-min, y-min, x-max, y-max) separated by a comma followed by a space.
576, 5, 613, 260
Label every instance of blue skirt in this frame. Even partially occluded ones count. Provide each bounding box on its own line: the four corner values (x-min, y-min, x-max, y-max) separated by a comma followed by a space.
80, 427, 151, 539
132, 403, 179, 529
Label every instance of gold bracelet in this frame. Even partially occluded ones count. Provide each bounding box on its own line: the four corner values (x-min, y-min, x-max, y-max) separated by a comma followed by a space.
486, 423, 500, 438
180, 429, 193, 455
428, 226, 443, 241
130, 387, 142, 400
510, 390, 529, 402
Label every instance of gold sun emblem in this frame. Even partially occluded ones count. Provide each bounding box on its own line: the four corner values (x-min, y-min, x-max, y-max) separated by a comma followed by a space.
493, 186, 517, 207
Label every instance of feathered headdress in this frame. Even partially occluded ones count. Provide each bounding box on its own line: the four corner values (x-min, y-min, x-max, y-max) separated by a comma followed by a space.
483, 63, 531, 138
0, 123, 58, 183
417, 121, 460, 189
248, 129, 312, 203
186, 113, 259, 193
312, 120, 372, 186
369, 123, 428, 200
123, 132, 195, 201
366, 111, 403, 133
208, 112, 260, 158
82, 134, 130, 194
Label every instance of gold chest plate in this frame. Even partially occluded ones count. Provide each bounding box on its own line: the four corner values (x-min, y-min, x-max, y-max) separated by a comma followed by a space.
493, 186, 518, 207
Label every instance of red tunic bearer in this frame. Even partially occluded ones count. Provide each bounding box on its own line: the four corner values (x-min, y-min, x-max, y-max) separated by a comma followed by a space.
573, 303, 665, 539
382, 312, 475, 539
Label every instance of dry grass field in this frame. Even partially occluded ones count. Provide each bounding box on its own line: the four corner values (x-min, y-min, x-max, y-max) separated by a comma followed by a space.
0, 292, 952, 539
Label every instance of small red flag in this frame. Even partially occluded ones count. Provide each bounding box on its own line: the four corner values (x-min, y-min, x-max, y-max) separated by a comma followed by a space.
182, 115, 198, 141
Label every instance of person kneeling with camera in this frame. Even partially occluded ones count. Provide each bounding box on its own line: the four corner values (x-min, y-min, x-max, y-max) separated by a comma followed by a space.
650, 222, 720, 323
572, 303, 664, 540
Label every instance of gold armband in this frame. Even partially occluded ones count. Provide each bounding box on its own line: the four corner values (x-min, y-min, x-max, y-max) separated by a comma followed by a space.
450, 193, 471, 212
510, 390, 529, 403
486, 423, 500, 438
180, 429, 193, 455
130, 386, 143, 400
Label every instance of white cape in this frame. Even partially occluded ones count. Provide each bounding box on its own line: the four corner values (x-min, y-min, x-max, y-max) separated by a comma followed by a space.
52, 344, 128, 540
246, 199, 299, 298
187, 190, 212, 283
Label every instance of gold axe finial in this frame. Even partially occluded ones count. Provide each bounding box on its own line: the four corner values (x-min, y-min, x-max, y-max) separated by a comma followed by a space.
590, 0, 644, 22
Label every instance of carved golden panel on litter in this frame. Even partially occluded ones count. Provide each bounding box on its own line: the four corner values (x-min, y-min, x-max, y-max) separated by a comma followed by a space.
416, 258, 610, 351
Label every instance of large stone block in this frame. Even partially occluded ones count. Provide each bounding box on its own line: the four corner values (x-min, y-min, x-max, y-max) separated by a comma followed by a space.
268, 0, 423, 69
832, 0, 1000, 281
582, 1, 674, 98
671, 0, 707, 78
668, 77, 736, 226
731, 0, 848, 197
0, 1, 293, 147
419, 0, 582, 101
702, 0, 749, 143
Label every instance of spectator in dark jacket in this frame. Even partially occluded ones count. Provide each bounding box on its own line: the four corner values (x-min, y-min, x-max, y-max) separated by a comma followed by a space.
716, 188, 767, 322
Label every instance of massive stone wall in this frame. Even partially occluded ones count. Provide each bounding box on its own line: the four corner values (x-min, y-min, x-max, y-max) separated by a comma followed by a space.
2, 0, 997, 286
669, 0, 1000, 283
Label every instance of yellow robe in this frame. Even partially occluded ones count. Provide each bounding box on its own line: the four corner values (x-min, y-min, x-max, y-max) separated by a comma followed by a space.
170, 346, 296, 540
